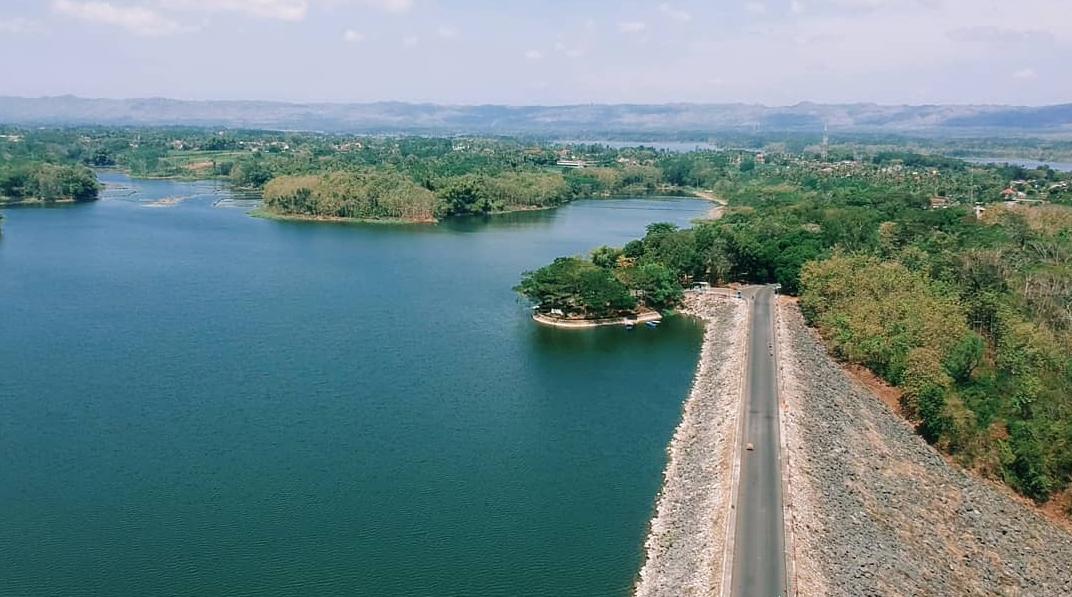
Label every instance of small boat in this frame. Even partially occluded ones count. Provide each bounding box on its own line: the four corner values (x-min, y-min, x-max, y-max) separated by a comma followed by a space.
625, 323, 635, 330
645, 321, 659, 328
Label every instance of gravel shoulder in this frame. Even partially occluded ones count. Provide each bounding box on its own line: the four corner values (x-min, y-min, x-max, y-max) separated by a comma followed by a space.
634, 293, 748, 597
777, 300, 1072, 596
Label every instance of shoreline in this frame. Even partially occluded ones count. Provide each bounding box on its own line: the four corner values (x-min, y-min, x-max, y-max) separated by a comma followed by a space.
0, 197, 95, 207
634, 292, 748, 597
249, 208, 436, 225
689, 189, 727, 220
532, 310, 662, 329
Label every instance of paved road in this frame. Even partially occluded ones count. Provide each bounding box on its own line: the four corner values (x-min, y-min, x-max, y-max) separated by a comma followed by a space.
730, 286, 788, 597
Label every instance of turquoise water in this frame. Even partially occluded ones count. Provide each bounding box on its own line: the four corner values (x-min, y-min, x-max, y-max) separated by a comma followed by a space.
0, 173, 707, 596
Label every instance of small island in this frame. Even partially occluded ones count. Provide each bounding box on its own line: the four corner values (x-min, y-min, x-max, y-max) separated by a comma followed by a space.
516, 223, 688, 326
0, 162, 99, 206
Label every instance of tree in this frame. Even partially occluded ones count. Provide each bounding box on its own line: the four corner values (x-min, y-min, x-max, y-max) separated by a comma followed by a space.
591, 246, 623, 270
436, 175, 493, 215
619, 263, 683, 311
943, 333, 985, 384
1008, 421, 1054, 502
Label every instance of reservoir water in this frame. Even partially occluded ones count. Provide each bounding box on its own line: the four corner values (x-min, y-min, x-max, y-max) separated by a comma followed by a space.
962, 157, 1072, 172
0, 173, 708, 596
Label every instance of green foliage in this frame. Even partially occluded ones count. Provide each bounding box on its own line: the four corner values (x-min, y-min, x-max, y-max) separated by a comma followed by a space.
433, 172, 570, 217
590, 246, 623, 269
1006, 421, 1054, 502
618, 263, 683, 311
798, 220, 1072, 503
943, 333, 985, 384
515, 257, 636, 319
262, 170, 437, 221
0, 162, 99, 203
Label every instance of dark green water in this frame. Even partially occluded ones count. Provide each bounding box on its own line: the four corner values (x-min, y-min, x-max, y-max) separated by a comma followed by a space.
0, 173, 706, 596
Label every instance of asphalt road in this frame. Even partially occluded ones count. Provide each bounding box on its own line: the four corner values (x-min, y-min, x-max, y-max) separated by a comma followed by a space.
730, 286, 788, 597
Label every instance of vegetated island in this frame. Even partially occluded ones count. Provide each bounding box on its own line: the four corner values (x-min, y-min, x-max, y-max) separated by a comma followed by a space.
0, 161, 99, 206
515, 225, 688, 326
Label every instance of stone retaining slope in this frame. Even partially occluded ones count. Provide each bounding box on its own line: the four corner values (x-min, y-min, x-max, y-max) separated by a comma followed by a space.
634, 294, 748, 597
777, 302, 1072, 596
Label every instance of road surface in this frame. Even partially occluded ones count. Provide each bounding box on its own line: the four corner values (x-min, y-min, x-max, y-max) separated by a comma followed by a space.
730, 286, 788, 597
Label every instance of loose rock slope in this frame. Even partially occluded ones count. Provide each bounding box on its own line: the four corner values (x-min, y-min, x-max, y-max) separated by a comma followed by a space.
778, 301, 1072, 596
635, 293, 748, 597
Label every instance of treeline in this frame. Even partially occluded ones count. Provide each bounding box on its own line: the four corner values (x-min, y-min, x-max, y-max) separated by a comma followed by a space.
434, 172, 571, 216
262, 171, 437, 222
0, 162, 99, 203
261, 170, 572, 221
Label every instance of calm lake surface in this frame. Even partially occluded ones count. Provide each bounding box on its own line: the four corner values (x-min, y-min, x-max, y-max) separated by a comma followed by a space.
963, 157, 1072, 172
0, 173, 709, 596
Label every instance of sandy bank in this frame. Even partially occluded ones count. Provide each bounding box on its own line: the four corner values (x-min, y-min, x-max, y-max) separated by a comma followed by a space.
634, 292, 748, 597
776, 300, 1072, 596
532, 310, 662, 329
0, 197, 87, 206
690, 189, 727, 220
249, 208, 435, 225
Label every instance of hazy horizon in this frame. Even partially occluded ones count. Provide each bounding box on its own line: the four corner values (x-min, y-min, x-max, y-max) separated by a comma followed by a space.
5, 94, 1072, 109
1, 0, 1069, 106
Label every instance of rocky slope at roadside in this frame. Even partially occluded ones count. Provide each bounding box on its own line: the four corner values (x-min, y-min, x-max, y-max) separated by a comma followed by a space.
634, 293, 748, 597
777, 301, 1072, 596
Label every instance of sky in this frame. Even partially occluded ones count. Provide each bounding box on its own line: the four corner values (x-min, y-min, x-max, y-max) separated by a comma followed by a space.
0, 0, 1069, 106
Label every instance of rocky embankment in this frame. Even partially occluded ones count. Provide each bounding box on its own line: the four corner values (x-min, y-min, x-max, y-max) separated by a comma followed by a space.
778, 301, 1072, 596
635, 293, 748, 597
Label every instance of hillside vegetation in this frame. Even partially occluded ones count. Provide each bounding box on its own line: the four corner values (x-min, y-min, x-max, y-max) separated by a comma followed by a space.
520, 155, 1072, 514
799, 206, 1072, 505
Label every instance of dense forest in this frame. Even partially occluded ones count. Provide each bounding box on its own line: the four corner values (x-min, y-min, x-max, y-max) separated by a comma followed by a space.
519, 160, 1072, 516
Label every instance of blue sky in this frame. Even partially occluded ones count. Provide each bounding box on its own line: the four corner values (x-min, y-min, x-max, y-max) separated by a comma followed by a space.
0, 0, 1068, 105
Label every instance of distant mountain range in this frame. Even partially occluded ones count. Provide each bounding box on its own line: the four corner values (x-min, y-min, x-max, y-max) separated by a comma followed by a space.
2, 96, 1071, 137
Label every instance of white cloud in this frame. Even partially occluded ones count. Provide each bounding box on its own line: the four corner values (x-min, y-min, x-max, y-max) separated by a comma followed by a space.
658, 3, 691, 22
402, 34, 418, 47
617, 21, 647, 34
0, 17, 38, 33
162, 0, 308, 21
343, 28, 364, 42
1013, 67, 1038, 80
790, 0, 805, 14
52, 0, 183, 36
523, 49, 543, 60
437, 25, 458, 39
